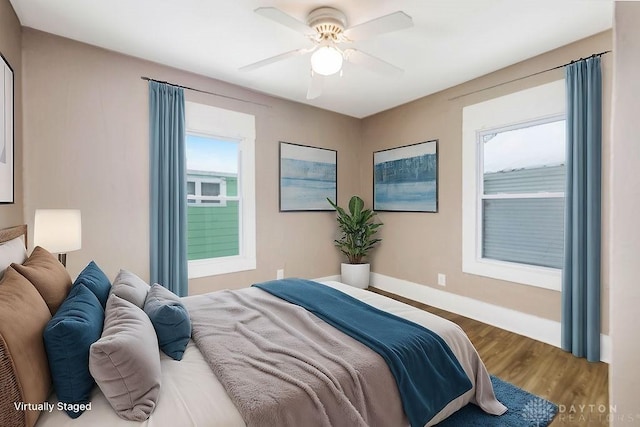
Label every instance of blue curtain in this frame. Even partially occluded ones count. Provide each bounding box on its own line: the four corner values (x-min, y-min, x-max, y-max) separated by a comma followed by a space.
149, 81, 188, 297
562, 56, 602, 362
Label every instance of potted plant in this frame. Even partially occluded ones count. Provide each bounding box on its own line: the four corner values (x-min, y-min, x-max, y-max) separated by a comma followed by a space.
327, 195, 383, 288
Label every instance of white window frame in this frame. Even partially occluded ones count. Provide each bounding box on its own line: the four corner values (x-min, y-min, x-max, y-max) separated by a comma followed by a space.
185, 102, 256, 278
462, 80, 565, 291
187, 174, 228, 206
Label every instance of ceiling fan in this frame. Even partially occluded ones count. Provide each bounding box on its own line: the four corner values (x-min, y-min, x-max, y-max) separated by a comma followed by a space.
240, 6, 413, 99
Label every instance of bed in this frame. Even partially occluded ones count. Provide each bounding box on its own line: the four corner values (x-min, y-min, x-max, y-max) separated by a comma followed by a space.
0, 224, 506, 427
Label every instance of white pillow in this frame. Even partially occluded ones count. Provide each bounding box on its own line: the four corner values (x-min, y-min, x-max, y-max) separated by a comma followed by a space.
110, 269, 150, 308
89, 294, 161, 421
0, 236, 27, 280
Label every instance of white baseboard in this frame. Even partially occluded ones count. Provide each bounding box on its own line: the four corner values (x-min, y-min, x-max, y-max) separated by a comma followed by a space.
369, 272, 610, 363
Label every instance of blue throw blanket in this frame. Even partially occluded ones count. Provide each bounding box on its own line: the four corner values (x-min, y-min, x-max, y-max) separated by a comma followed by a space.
253, 279, 473, 427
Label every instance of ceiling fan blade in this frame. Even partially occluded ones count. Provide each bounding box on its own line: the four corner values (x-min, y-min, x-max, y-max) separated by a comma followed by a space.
306, 73, 324, 99
255, 7, 315, 36
239, 48, 311, 72
344, 49, 403, 76
343, 11, 413, 41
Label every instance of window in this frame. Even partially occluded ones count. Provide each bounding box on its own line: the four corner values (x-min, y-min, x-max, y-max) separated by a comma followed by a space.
462, 80, 565, 290
187, 179, 223, 205
186, 157, 230, 207
185, 102, 256, 278
201, 181, 221, 202
186, 136, 238, 261
480, 117, 565, 268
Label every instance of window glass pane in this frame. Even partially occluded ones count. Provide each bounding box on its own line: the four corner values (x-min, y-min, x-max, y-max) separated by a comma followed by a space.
187, 181, 196, 204
482, 198, 564, 269
201, 182, 220, 196
483, 120, 566, 194
187, 181, 195, 195
186, 135, 239, 174
186, 134, 239, 260
187, 200, 240, 259
201, 182, 221, 204
484, 164, 565, 194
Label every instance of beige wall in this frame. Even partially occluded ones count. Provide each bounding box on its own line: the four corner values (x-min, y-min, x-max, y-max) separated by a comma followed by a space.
21, 28, 361, 293
610, 1, 640, 420
0, 0, 22, 228
361, 32, 612, 332
18, 21, 617, 337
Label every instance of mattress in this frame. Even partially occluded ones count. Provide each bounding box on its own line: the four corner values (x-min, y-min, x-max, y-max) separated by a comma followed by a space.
35, 338, 245, 427
36, 280, 503, 426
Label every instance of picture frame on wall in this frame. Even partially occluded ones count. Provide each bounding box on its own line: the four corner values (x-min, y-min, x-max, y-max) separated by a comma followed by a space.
279, 141, 337, 212
373, 140, 438, 213
0, 53, 14, 204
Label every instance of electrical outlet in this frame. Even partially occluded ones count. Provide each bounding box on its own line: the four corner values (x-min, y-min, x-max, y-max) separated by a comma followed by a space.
437, 273, 446, 286
276, 269, 284, 280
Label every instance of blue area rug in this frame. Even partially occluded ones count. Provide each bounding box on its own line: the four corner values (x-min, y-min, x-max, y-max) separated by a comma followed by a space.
436, 375, 558, 426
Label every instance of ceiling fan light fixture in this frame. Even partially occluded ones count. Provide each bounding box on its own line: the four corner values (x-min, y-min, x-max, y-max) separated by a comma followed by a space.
310, 46, 343, 76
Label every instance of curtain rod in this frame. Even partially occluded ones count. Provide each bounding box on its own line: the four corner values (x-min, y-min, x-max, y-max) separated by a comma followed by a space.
141, 76, 271, 108
448, 50, 611, 101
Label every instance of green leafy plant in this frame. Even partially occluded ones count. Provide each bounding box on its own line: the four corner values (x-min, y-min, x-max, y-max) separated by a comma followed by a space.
327, 195, 383, 264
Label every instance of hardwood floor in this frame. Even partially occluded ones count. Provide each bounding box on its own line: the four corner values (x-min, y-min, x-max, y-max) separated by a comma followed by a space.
369, 288, 610, 426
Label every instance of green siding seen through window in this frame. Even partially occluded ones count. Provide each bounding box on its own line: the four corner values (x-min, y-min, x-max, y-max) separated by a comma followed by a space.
187, 199, 239, 260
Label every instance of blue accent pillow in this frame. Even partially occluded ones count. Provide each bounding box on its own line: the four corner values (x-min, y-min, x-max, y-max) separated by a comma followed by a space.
74, 261, 111, 308
44, 284, 104, 418
143, 284, 191, 360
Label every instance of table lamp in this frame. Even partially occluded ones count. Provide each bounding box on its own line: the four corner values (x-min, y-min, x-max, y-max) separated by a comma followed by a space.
34, 209, 82, 267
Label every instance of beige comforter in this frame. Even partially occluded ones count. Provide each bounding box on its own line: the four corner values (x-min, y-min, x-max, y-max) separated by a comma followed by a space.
185, 281, 506, 427
186, 287, 407, 427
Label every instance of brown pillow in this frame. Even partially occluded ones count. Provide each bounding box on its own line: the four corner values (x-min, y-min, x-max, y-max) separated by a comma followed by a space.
0, 266, 52, 427
12, 246, 72, 315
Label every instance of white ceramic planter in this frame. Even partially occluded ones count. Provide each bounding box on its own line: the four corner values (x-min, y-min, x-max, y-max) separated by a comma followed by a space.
340, 263, 371, 289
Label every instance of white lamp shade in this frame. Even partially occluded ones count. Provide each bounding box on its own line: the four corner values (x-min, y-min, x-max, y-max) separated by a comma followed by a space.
34, 209, 82, 254
310, 46, 343, 76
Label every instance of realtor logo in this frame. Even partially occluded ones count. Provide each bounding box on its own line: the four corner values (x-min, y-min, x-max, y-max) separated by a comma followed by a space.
522, 398, 556, 426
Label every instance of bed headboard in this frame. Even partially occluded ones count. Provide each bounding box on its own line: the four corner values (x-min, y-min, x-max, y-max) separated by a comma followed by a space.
0, 224, 27, 248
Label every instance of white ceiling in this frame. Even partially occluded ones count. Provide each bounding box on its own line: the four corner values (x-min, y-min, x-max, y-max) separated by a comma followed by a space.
10, 0, 613, 118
